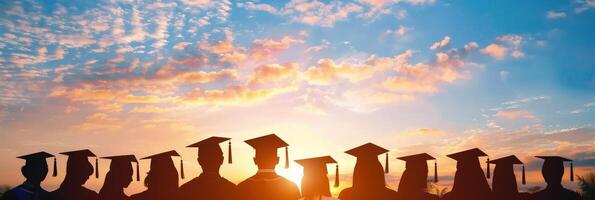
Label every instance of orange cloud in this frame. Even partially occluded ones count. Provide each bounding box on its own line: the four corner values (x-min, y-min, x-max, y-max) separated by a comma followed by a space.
180, 84, 298, 106
496, 110, 536, 120
304, 58, 381, 85
250, 36, 305, 61
248, 63, 300, 85
481, 43, 508, 59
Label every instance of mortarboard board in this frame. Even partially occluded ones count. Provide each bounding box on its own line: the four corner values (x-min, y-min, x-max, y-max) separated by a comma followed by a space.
187, 136, 233, 164
101, 155, 140, 181
18, 151, 57, 177
489, 155, 525, 184
536, 156, 574, 182
60, 149, 99, 179
295, 156, 340, 187
141, 150, 185, 179
447, 148, 491, 179
245, 134, 290, 169
345, 143, 390, 174
397, 153, 438, 183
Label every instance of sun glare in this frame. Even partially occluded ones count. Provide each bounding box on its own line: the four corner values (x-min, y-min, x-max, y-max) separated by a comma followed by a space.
277, 167, 304, 188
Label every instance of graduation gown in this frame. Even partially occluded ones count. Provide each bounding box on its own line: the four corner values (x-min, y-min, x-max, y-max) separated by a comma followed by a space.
178, 173, 237, 200
395, 191, 438, 200
46, 184, 99, 200
0, 182, 48, 200
130, 189, 179, 200
98, 188, 129, 200
337, 187, 398, 200
236, 171, 300, 200
529, 186, 581, 200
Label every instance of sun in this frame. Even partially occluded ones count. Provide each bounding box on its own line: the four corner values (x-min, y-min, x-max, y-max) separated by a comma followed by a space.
277, 167, 304, 188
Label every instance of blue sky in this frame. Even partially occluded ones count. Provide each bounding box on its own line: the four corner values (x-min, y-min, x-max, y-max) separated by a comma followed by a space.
0, 0, 594, 194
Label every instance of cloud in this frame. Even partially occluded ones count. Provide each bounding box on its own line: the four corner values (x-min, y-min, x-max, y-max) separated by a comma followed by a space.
281, 0, 364, 27
250, 36, 305, 61
511, 50, 525, 58
180, 84, 298, 106
481, 43, 508, 59
304, 40, 330, 53
430, 36, 451, 50
304, 58, 381, 85
495, 110, 535, 120
248, 63, 300, 85
72, 113, 123, 131
400, 128, 447, 137
497, 34, 523, 48
384, 25, 409, 37
238, 2, 279, 14
547, 11, 567, 19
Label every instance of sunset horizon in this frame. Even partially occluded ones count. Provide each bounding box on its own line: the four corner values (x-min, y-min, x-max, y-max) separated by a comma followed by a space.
0, 0, 594, 199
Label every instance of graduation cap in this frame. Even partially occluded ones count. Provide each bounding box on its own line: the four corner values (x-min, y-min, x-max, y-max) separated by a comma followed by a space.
345, 143, 390, 174
18, 152, 57, 177
397, 153, 438, 183
489, 155, 525, 185
60, 149, 98, 179
536, 156, 574, 182
295, 156, 339, 187
141, 150, 185, 179
447, 148, 489, 178
101, 155, 140, 181
245, 134, 290, 169
187, 136, 233, 164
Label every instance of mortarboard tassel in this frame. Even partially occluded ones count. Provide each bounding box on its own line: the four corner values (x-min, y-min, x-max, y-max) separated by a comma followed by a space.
486, 157, 491, 179
285, 147, 289, 169
522, 165, 526, 185
570, 161, 574, 182
95, 158, 99, 179
334, 164, 339, 188
136, 162, 140, 181
434, 161, 438, 183
228, 141, 233, 164
52, 157, 57, 177
180, 159, 185, 179
385, 153, 389, 174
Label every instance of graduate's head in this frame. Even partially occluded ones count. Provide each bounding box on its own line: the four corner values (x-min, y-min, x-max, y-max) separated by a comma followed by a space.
447, 148, 491, 194
245, 134, 289, 170
296, 156, 336, 198
396, 153, 435, 193
537, 156, 572, 185
187, 137, 231, 173
346, 143, 388, 189
142, 151, 181, 192
61, 150, 96, 186
102, 155, 137, 189
18, 152, 54, 183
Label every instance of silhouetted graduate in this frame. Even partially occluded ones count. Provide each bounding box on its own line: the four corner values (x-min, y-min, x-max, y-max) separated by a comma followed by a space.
395, 153, 438, 200
295, 156, 339, 200
130, 151, 182, 200
441, 148, 491, 200
99, 155, 139, 200
46, 149, 99, 200
488, 155, 528, 200
0, 152, 56, 200
338, 143, 398, 200
529, 156, 580, 200
178, 136, 237, 200
236, 134, 300, 200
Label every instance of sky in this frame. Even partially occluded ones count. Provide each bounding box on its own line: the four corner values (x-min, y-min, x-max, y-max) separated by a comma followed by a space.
0, 0, 594, 196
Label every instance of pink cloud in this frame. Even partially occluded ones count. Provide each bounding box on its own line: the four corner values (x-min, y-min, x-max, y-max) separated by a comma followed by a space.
496, 110, 535, 120
430, 36, 451, 50
481, 43, 508, 59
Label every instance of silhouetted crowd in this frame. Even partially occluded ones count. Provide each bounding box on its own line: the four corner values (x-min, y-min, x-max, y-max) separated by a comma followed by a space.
0, 134, 583, 200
